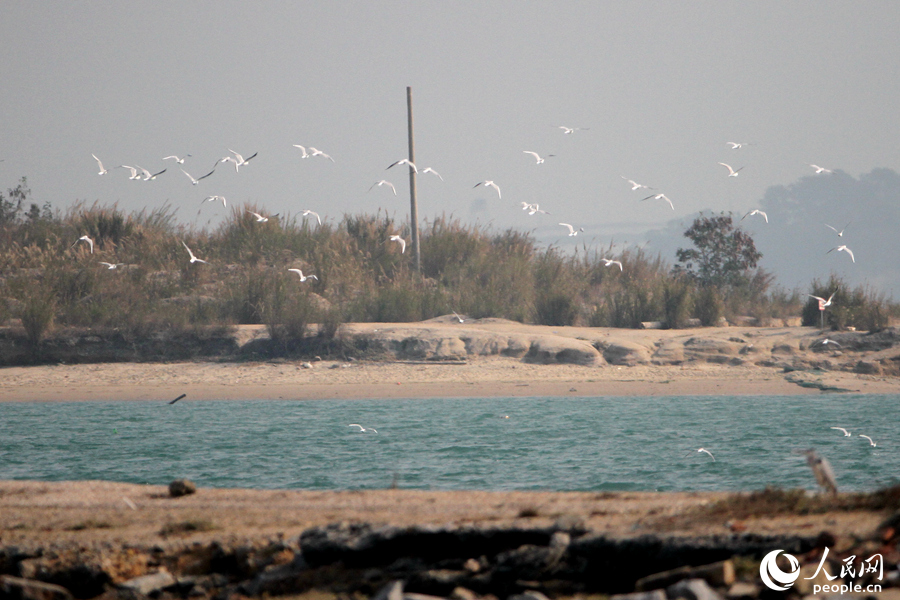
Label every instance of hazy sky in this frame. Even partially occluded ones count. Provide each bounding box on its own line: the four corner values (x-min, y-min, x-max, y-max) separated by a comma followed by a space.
3, 2, 899, 291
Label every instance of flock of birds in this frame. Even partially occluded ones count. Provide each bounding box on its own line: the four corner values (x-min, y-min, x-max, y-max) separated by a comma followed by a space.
82, 128, 861, 301
687, 426, 878, 494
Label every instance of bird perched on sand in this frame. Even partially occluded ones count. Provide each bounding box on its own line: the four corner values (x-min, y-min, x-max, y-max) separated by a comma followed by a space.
741, 209, 768, 223
73, 235, 94, 254
181, 241, 207, 264
801, 449, 837, 495
827, 245, 855, 263
288, 268, 318, 282
389, 234, 406, 254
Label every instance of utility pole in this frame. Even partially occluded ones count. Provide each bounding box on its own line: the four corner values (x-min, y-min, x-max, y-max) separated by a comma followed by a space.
406, 86, 420, 273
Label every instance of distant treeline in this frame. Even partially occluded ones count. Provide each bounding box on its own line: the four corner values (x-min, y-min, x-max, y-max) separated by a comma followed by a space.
0, 178, 896, 353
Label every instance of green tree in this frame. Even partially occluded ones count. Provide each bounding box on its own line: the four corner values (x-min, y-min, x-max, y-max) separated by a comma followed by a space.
673, 213, 762, 288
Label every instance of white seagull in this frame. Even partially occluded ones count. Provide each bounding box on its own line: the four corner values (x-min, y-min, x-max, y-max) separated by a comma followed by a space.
163, 154, 191, 164
74, 235, 94, 254
727, 142, 749, 149
555, 126, 588, 134
99, 262, 123, 270
689, 448, 715, 461
718, 162, 744, 177
292, 144, 309, 158
247, 211, 268, 222
808, 293, 835, 308
642, 192, 674, 210
859, 434, 876, 447
181, 165, 216, 185
118, 165, 140, 180
809, 164, 833, 174
831, 426, 851, 437
137, 165, 166, 181
348, 424, 377, 433
387, 158, 417, 173
301, 209, 321, 225
181, 241, 207, 264
202, 195, 227, 208
92, 154, 108, 175
526, 203, 550, 215
389, 234, 406, 254
452, 311, 465, 323
818, 338, 842, 348
602, 258, 624, 271
288, 268, 318, 282
523, 151, 554, 164
474, 180, 501, 199
825, 222, 850, 237
421, 167, 443, 181
741, 209, 768, 223
308, 147, 334, 162
827, 245, 855, 263
369, 180, 397, 195
621, 177, 653, 191
559, 223, 584, 236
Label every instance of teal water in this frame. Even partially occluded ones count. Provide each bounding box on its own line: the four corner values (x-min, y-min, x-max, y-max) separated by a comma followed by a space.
0, 395, 896, 492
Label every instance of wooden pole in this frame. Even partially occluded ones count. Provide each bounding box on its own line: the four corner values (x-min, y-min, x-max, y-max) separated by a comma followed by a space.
406, 86, 420, 273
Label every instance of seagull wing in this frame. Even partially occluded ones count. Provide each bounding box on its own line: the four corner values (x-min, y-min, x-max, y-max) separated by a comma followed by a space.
523, 151, 541, 163
843, 247, 855, 262
181, 169, 198, 184
559, 223, 575, 235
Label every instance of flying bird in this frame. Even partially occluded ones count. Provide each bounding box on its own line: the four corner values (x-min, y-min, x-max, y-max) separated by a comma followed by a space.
99, 262, 123, 270
859, 434, 876, 447
818, 338, 842, 348
181, 166, 216, 185
523, 151, 554, 164
525, 203, 549, 215
559, 223, 584, 236
452, 311, 465, 323
831, 426, 851, 437
292, 144, 309, 158
168, 394, 187, 405
824, 222, 850, 237
181, 241, 207, 264
808, 293, 835, 308
602, 258, 623, 271
387, 158, 417, 173
163, 154, 191, 164
809, 164, 833, 174
137, 166, 166, 181
202, 195, 227, 208
389, 234, 406, 254
301, 209, 321, 225
308, 147, 334, 162
92, 154, 108, 175
421, 167, 443, 181
688, 448, 715, 461
718, 162, 744, 177
621, 177, 653, 191
288, 268, 318, 282
73, 235, 94, 254
642, 192, 674, 210
247, 211, 268, 222
474, 180, 501, 199
741, 209, 768, 223
727, 142, 749, 149
555, 126, 588, 134
369, 180, 397, 195
118, 165, 140, 180
826, 245, 855, 263
348, 424, 377, 433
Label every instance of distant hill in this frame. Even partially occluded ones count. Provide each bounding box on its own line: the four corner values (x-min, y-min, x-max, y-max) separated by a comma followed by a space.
645, 168, 900, 299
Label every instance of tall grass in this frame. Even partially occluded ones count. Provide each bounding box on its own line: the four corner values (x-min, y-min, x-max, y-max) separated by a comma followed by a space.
1, 198, 897, 337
